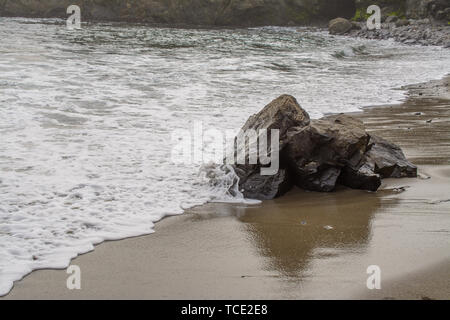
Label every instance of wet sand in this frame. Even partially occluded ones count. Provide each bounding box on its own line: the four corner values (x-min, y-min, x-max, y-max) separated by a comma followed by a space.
3, 77, 450, 300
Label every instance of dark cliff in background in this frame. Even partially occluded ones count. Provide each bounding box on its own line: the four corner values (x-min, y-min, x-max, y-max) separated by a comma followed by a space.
0, 0, 445, 26
0, 0, 356, 26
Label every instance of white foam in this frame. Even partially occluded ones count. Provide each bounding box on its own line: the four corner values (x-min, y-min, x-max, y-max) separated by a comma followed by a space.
1, 18, 450, 296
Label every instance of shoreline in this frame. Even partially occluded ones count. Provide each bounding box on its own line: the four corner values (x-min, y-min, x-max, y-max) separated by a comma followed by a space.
2, 76, 449, 300
346, 19, 450, 48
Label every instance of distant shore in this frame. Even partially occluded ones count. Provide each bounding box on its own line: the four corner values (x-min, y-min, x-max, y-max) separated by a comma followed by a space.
347, 19, 450, 48
0, 0, 355, 27
3, 76, 449, 300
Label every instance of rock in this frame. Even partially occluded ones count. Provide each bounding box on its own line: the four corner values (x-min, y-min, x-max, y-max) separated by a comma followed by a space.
329, 18, 353, 35
386, 15, 399, 23
283, 114, 370, 192
236, 168, 293, 200
351, 21, 362, 30
285, 114, 372, 192
396, 19, 410, 27
239, 95, 310, 142
283, 126, 339, 192
339, 163, 381, 192
296, 166, 342, 192
364, 135, 417, 178
311, 114, 369, 163
233, 95, 309, 200
230, 95, 417, 200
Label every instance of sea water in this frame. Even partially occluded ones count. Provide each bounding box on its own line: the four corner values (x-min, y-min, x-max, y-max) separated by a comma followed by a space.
0, 18, 449, 296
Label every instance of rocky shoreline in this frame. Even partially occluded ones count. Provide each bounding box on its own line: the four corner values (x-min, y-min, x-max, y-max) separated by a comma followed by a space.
2, 1, 449, 47
328, 1, 450, 48
347, 18, 450, 48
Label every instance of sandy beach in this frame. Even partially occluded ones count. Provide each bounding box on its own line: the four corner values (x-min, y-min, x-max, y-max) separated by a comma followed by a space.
2, 77, 450, 300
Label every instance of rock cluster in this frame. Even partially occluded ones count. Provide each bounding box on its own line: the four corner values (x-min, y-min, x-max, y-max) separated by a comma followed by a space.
343, 0, 450, 47
232, 95, 417, 200
348, 19, 450, 47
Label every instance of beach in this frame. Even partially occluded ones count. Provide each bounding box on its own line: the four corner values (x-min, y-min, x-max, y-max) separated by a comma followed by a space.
3, 77, 449, 300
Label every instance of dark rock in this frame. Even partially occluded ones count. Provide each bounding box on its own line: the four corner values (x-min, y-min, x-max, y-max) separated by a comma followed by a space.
312, 114, 369, 162
295, 165, 342, 192
231, 95, 417, 200
386, 15, 399, 23
351, 21, 362, 30
284, 114, 370, 192
339, 163, 381, 192
396, 19, 410, 27
365, 135, 417, 178
329, 18, 353, 35
233, 95, 310, 200
239, 94, 310, 143
237, 168, 293, 200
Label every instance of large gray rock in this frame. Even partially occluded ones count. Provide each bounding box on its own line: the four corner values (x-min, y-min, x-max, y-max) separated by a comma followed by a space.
328, 17, 353, 35
232, 95, 417, 200
233, 95, 309, 199
236, 168, 293, 200
365, 135, 417, 178
339, 163, 381, 192
285, 114, 370, 192
240, 94, 310, 142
